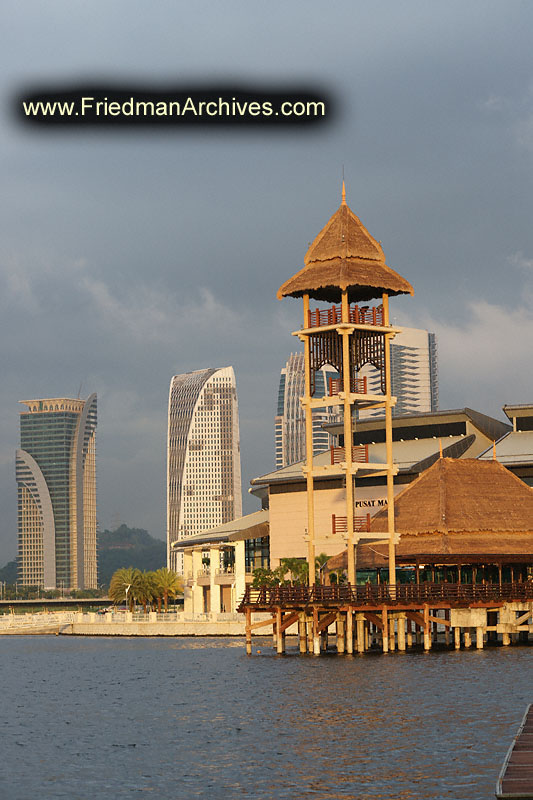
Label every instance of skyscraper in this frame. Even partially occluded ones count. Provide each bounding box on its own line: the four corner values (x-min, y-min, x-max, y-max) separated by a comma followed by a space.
275, 353, 342, 469
16, 394, 97, 590
359, 327, 438, 418
167, 367, 242, 572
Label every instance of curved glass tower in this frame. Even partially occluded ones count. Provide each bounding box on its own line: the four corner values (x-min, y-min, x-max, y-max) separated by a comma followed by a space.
167, 367, 242, 572
16, 395, 97, 590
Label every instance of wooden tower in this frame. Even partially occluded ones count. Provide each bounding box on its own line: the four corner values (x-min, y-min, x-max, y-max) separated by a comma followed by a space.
277, 184, 414, 588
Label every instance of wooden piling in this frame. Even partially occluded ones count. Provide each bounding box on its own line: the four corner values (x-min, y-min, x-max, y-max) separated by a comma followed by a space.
356, 613, 365, 653
454, 626, 461, 649
382, 607, 389, 653
336, 613, 345, 654
423, 604, 431, 650
346, 610, 353, 654
299, 614, 307, 654
397, 613, 406, 651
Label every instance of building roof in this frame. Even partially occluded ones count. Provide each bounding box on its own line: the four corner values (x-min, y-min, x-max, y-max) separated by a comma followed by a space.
325, 407, 511, 443
370, 458, 533, 536
503, 404, 533, 421
478, 431, 533, 467
170, 509, 268, 550
277, 185, 414, 304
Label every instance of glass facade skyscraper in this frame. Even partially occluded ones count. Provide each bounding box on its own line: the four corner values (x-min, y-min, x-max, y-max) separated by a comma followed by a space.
274, 353, 342, 469
167, 367, 242, 572
16, 395, 97, 590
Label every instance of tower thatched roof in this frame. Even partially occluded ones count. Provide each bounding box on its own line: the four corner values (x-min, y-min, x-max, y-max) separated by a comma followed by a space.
278, 185, 414, 303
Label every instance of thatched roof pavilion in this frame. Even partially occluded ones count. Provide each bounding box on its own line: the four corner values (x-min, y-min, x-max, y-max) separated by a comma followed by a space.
328, 458, 533, 571
277, 184, 414, 303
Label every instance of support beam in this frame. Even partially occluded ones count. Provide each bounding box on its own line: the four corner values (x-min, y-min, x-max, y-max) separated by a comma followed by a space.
454, 626, 461, 650
313, 607, 320, 656
356, 613, 365, 654
299, 614, 307, 654
346, 610, 354, 655
423, 604, 431, 651
276, 607, 285, 654
336, 613, 345, 654
303, 293, 316, 587
382, 607, 389, 654
397, 613, 406, 651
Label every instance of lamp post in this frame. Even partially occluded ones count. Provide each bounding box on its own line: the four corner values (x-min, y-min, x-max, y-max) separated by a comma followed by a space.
125, 583, 131, 613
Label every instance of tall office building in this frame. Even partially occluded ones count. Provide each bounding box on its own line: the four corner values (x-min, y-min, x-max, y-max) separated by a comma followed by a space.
167, 367, 242, 572
359, 327, 438, 418
16, 395, 97, 590
275, 353, 342, 469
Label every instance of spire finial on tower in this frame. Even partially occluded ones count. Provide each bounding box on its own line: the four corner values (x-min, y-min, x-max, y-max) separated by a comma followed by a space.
341, 179, 346, 205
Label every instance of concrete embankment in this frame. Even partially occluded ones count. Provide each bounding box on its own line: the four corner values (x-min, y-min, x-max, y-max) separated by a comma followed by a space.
0, 611, 283, 637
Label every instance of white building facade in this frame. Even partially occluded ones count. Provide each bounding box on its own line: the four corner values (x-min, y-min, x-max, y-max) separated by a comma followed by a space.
167, 367, 242, 572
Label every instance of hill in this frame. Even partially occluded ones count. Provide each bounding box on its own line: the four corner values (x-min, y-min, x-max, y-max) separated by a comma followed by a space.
98, 525, 166, 586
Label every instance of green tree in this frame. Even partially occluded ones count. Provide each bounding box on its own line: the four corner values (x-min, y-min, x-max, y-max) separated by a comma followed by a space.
109, 567, 142, 610
153, 568, 183, 611
315, 553, 330, 585
136, 571, 156, 613
279, 558, 309, 586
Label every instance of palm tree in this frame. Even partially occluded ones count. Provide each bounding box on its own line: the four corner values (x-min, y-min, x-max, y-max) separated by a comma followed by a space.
315, 553, 330, 585
109, 567, 142, 611
153, 568, 183, 612
136, 571, 156, 613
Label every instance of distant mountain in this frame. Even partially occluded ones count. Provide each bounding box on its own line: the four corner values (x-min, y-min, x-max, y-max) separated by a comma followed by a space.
98, 525, 166, 587
0, 559, 18, 584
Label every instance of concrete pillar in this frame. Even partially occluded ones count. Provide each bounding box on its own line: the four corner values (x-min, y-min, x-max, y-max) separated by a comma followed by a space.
397, 614, 406, 651
502, 631, 511, 646
346, 611, 354, 655
336, 614, 345, 654
191, 549, 203, 615
209, 546, 221, 617
307, 619, 313, 652
454, 627, 461, 650
464, 628, 472, 648
356, 614, 365, 653
406, 619, 413, 648
313, 609, 320, 655
476, 627, 484, 649
149, 611, 157, 623
234, 541, 246, 611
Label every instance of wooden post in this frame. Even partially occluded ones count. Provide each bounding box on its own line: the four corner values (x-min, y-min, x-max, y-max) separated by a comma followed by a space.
346, 609, 354, 654
382, 293, 396, 593
299, 613, 307, 654
341, 291, 355, 586
464, 628, 472, 648
303, 294, 316, 587
389, 616, 396, 652
454, 627, 461, 650
397, 613, 406, 651
276, 608, 285, 654
423, 604, 431, 650
476, 627, 484, 649
245, 607, 252, 655
382, 607, 389, 653
502, 631, 511, 646
406, 618, 413, 648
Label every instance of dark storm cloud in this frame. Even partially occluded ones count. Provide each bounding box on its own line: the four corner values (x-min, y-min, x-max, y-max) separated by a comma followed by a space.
1, 0, 533, 562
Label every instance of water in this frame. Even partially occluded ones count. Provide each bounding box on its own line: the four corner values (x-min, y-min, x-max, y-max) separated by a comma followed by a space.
1, 636, 530, 799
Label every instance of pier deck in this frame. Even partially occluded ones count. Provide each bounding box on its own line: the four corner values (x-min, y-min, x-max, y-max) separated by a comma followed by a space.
239, 582, 533, 656
497, 705, 533, 799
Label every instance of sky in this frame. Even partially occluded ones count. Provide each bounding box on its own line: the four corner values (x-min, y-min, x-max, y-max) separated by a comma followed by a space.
1, 1, 533, 565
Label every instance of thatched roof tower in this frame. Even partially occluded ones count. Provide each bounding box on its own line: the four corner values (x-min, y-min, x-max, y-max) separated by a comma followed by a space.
277, 183, 414, 303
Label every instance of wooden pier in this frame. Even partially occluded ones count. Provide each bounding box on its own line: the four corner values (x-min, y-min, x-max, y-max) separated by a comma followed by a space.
497, 705, 533, 799
240, 582, 533, 656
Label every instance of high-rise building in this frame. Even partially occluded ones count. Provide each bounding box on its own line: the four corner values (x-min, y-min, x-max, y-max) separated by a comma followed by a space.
275, 353, 342, 469
167, 367, 242, 572
16, 395, 97, 590
359, 327, 438, 418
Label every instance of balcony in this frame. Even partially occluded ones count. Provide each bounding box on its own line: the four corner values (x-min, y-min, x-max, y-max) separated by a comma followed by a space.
308, 304, 384, 329
331, 513, 371, 535
328, 375, 367, 396
330, 444, 368, 464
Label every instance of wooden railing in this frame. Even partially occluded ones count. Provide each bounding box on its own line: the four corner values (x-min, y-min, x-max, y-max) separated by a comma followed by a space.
238, 582, 533, 611
332, 513, 371, 535
308, 304, 384, 328
328, 376, 367, 396
330, 444, 368, 464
